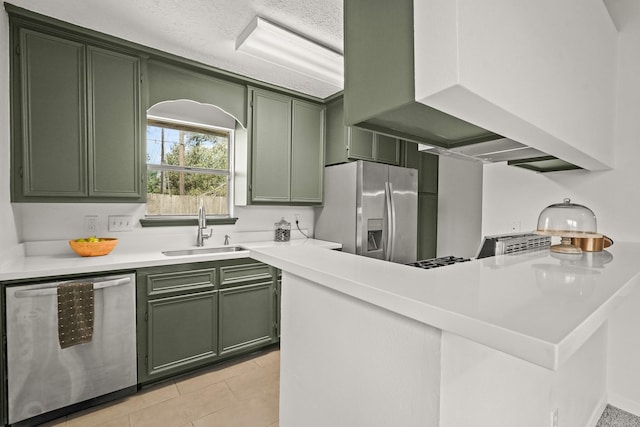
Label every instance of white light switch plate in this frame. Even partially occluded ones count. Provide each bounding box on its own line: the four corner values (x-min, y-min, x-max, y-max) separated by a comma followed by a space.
108, 215, 134, 232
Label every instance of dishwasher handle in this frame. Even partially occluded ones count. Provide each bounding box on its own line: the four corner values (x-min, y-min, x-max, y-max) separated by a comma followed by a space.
13, 276, 132, 298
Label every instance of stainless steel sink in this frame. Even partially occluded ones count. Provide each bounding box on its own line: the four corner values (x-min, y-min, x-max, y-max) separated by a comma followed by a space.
162, 246, 248, 256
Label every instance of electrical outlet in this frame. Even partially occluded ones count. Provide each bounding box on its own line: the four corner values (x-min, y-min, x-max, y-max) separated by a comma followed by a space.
108, 215, 134, 232
551, 408, 558, 427
294, 213, 300, 223
84, 216, 98, 233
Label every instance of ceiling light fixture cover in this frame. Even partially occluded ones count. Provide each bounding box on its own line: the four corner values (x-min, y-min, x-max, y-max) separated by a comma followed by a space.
236, 16, 343, 87
536, 198, 600, 254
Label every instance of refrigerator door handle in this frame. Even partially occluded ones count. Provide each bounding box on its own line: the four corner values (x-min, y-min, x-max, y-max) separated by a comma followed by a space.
384, 182, 391, 261
388, 181, 397, 261
384, 181, 396, 261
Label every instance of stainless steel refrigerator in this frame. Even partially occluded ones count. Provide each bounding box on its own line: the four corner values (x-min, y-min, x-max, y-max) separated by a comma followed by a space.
315, 160, 418, 264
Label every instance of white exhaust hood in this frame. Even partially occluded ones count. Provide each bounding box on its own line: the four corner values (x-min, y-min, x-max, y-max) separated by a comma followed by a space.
344, 0, 618, 172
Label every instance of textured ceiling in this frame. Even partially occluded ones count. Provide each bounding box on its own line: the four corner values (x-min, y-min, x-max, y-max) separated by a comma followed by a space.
8, 0, 344, 98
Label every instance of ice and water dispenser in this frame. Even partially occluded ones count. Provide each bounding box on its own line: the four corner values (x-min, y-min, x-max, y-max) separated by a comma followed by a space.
367, 219, 383, 252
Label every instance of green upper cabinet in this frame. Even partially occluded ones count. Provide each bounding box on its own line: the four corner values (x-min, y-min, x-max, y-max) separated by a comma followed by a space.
291, 100, 325, 203
248, 87, 325, 205
11, 26, 144, 202
88, 46, 142, 198
326, 97, 400, 166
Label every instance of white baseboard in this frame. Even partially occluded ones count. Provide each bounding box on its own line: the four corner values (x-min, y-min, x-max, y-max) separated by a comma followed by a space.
586, 394, 609, 427
608, 392, 640, 416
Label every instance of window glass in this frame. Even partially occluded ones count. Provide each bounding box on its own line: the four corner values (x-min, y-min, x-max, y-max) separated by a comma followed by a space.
146, 119, 231, 216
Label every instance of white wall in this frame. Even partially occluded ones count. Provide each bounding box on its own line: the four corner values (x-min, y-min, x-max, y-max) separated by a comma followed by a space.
438, 156, 483, 258
482, 0, 640, 243
12, 202, 316, 249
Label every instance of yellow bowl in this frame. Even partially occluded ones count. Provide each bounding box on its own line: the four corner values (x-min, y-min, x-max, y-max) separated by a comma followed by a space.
68, 238, 118, 257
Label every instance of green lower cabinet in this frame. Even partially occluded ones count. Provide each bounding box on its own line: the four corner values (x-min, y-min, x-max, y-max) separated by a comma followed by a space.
146, 291, 218, 380
137, 259, 279, 385
276, 269, 282, 339
219, 281, 276, 356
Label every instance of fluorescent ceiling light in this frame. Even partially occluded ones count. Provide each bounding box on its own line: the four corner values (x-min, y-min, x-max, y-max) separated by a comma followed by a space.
236, 16, 343, 87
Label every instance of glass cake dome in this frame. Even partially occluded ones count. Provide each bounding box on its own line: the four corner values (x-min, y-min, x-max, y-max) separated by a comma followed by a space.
536, 198, 601, 254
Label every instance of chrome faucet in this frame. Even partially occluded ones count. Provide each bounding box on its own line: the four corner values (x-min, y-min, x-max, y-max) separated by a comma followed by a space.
196, 204, 212, 247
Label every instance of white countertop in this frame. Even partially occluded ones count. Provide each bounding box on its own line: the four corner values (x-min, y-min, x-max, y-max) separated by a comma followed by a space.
0, 238, 341, 282
249, 242, 640, 370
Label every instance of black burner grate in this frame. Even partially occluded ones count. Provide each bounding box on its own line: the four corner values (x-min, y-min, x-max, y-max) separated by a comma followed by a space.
406, 256, 471, 269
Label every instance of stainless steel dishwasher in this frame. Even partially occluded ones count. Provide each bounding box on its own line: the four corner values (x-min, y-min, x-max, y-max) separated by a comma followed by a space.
5, 272, 137, 426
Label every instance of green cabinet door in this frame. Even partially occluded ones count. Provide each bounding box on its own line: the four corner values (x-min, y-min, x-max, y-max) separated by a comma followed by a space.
347, 127, 375, 161
276, 269, 282, 339
137, 263, 218, 384
419, 152, 439, 194
18, 29, 87, 198
88, 47, 142, 198
418, 193, 438, 260
374, 134, 400, 165
291, 100, 325, 203
251, 89, 292, 202
146, 291, 218, 380
219, 281, 276, 356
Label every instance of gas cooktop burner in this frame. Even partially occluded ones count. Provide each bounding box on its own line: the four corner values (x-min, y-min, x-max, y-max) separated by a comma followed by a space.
406, 256, 471, 269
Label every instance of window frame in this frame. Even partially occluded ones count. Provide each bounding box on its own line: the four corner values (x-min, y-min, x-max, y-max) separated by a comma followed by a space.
141, 116, 237, 227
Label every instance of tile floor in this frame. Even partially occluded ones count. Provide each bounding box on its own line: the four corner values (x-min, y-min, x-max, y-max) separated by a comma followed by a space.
41, 346, 280, 427
33, 345, 640, 427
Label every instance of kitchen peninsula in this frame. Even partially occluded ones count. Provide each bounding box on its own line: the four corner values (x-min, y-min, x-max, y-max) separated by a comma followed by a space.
250, 243, 640, 427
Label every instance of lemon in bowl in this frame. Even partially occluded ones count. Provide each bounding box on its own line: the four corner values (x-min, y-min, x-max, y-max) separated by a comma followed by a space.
69, 236, 118, 257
